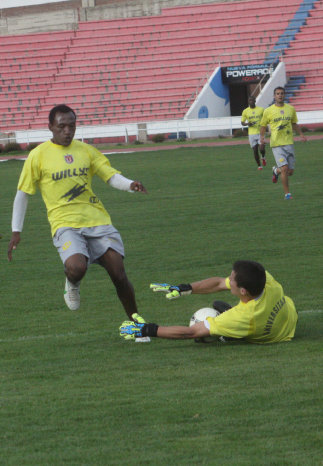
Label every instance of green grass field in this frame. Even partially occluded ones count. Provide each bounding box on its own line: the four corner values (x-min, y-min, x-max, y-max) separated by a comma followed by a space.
1, 141, 322, 465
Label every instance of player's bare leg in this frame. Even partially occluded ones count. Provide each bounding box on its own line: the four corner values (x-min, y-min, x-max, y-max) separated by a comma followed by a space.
64, 253, 87, 283
260, 146, 266, 166
253, 144, 262, 169
279, 165, 290, 194
99, 248, 138, 319
277, 165, 294, 199
63, 253, 87, 310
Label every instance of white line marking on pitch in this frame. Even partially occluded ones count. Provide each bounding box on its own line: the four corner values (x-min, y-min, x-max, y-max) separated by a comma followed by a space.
299, 310, 323, 314
0, 330, 104, 344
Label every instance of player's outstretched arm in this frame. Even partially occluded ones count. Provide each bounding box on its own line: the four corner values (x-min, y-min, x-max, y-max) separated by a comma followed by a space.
259, 125, 267, 150
150, 277, 228, 299
191, 277, 228, 294
108, 174, 147, 193
119, 320, 210, 340
292, 123, 307, 142
157, 321, 210, 339
8, 232, 21, 261
150, 283, 192, 299
8, 190, 29, 261
130, 180, 147, 193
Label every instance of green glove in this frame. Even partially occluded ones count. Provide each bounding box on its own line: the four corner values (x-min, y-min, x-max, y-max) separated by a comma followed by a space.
150, 283, 192, 300
119, 320, 159, 340
119, 320, 145, 340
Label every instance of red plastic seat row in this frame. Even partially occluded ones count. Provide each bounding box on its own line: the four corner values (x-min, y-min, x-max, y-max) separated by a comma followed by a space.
75, 13, 293, 38
0, 0, 321, 133
0, 30, 74, 45
76, 2, 300, 32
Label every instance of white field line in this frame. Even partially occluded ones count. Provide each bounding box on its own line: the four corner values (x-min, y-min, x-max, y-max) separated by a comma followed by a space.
300, 309, 323, 314
103, 151, 135, 154
0, 157, 27, 162
0, 310, 321, 344
0, 153, 131, 162
0, 330, 104, 344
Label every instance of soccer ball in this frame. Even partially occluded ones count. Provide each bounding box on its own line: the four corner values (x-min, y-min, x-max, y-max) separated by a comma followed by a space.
189, 307, 220, 343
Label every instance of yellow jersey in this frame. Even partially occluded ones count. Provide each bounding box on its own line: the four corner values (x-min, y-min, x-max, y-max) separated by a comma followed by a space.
17, 140, 120, 236
241, 106, 264, 134
260, 103, 298, 147
207, 272, 297, 344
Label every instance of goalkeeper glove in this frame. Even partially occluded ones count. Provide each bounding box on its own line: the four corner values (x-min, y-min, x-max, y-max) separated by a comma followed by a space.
119, 320, 159, 340
150, 283, 192, 300
119, 312, 149, 340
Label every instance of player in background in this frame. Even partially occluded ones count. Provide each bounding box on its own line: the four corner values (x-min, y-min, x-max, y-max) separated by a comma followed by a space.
259, 87, 306, 200
241, 96, 266, 170
120, 260, 298, 344
8, 104, 149, 341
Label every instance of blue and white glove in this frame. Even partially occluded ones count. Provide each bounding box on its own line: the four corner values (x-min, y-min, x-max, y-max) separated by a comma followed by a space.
119, 321, 146, 340
150, 283, 192, 300
119, 313, 159, 340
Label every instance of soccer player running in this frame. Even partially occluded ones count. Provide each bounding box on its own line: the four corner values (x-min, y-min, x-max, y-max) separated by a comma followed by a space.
8, 104, 149, 340
241, 96, 266, 170
259, 87, 306, 200
120, 260, 298, 344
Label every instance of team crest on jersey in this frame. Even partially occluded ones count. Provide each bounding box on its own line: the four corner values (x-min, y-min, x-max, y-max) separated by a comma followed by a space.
64, 154, 74, 164
280, 110, 284, 115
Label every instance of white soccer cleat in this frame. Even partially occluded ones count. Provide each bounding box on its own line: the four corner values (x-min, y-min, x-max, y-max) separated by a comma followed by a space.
64, 278, 80, 311
135, 336, 151, 343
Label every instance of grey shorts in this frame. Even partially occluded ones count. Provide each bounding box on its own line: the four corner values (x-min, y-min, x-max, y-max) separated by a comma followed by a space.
53, 225, 125, 265
249, 134, 260, 148
272, 145, 295, 170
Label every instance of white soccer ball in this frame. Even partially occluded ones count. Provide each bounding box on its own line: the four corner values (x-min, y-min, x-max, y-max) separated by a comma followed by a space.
189, 307, 220, 343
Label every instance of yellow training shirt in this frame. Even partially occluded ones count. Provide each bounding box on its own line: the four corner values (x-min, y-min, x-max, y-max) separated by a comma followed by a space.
207, 272, 297, 344
18, 140, 120, 236
241, 106, 264, 134
260, 103, 298, 147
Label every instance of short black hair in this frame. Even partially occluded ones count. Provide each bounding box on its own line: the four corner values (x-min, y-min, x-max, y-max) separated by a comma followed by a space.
274, 86, 285, 94
49, 105, 76, 124
233, 260, 266, 297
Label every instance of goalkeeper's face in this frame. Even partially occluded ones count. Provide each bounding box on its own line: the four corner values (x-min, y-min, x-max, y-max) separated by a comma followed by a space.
229, 271, 243, 297
229, 270, 253, 301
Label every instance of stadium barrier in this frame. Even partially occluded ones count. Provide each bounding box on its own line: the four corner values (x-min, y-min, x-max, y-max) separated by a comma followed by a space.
0, 111, 322, 148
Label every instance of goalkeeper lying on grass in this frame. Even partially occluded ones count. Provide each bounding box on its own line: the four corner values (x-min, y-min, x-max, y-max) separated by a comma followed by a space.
120, 260, 298, 344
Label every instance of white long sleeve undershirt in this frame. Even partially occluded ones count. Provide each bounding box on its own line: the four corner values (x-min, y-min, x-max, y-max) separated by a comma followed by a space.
108, 173, 134, 192
12, 190, 29, 232
11, 174, 134, 232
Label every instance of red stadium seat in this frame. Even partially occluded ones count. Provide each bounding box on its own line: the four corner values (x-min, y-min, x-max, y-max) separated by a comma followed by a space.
0, 0, 321, 131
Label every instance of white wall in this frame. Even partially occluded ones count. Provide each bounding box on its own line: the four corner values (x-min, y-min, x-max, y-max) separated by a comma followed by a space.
3, 0, 70, 8
185, 67, 231, 137
7, 110, 322, 145
256, 62, 287, 108
186, 67, 230, 119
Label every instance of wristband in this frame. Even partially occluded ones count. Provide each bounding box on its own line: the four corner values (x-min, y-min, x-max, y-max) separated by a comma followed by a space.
142, 323, 159, 337
178, 284, 192, 295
